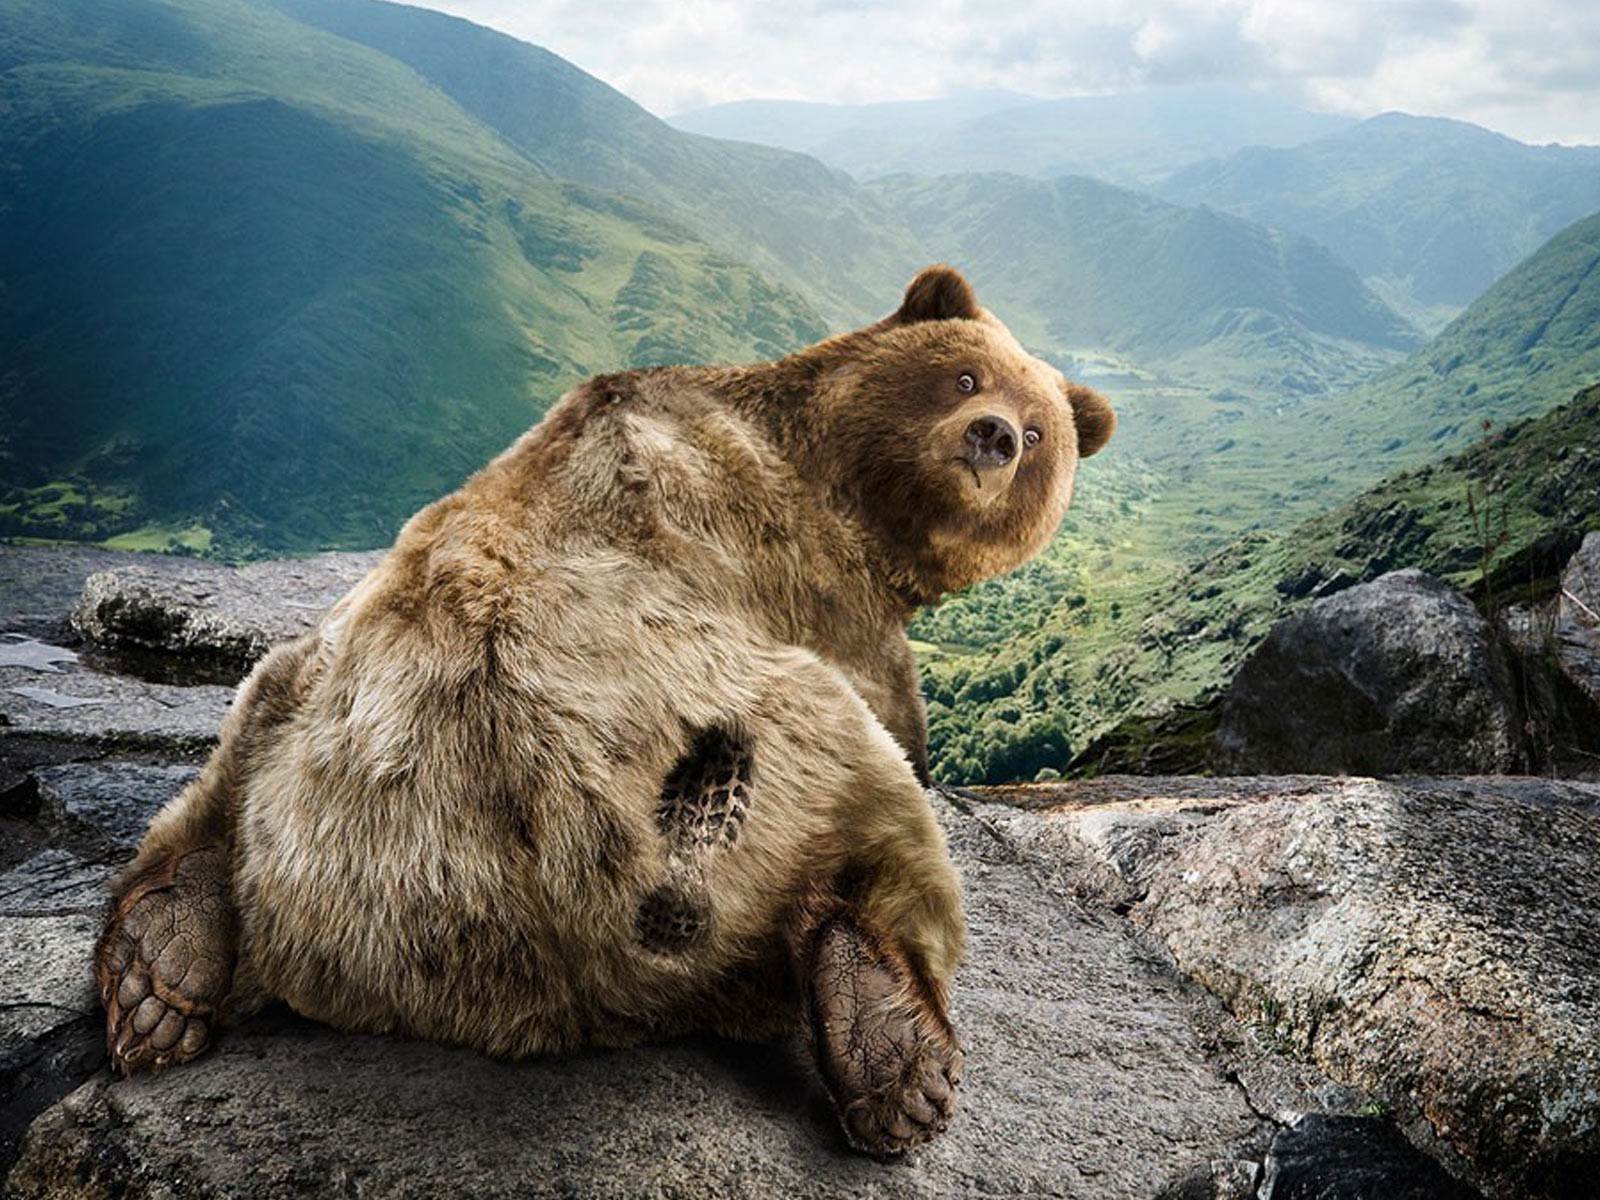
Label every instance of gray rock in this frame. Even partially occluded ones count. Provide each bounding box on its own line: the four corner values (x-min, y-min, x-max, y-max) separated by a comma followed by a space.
1217, 570, 1524, 775
0, 851, 110, 1173
1554, 532, 1600, 716
0, 661, 231, 750
0, 546, 179, 641
1260, 1114, 1483, 1199
70, 552, 380, 677
1560, 532, 1600, 628
996, 775, 1600, 1199
34, 763, 199, 852
2, 795, 1270, 1199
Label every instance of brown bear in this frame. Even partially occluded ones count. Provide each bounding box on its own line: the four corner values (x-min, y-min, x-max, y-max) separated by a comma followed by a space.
94, 265, 1114, 1157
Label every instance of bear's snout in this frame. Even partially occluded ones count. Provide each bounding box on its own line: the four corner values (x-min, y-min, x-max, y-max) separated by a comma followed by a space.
963, 415, 1018, 472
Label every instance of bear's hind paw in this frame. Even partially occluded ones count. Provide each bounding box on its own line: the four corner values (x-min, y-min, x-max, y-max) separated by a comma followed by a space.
807, 913, 963, 1157
94, 846, 237, 1075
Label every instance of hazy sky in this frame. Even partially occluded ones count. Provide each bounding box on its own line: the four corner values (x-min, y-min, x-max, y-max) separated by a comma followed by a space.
404, 0, 1600, 145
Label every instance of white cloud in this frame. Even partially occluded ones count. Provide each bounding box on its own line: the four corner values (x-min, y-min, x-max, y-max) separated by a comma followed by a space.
403, 0, 1600, 143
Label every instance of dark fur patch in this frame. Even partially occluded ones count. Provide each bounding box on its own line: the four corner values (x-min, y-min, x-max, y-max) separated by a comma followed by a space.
656, 724, 752, 850
636, 884, 711, 954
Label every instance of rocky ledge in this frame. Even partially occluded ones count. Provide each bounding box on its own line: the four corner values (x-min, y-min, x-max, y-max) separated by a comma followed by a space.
3, 545, 1599, 1198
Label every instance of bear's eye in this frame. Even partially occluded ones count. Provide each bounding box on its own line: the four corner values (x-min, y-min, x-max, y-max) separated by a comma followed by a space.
1023, 428, 1042, 449
956, 372, 978, 394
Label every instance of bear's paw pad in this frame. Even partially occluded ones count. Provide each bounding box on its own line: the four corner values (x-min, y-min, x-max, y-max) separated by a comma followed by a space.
94, 845, 237, 1074
635, 883, 713, 954
656, 724, 752, 850
809, 916, 962, 1157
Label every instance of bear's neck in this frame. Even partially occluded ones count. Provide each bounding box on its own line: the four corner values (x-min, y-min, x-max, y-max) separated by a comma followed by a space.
709, 349, 951, 618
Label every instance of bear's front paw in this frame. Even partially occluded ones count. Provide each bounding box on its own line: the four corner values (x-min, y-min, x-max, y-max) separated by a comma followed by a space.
94, 845, 237, 1075
807, 913, 963, 1157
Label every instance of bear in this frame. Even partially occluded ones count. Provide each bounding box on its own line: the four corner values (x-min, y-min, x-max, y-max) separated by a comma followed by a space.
93, 265, 1114, 1157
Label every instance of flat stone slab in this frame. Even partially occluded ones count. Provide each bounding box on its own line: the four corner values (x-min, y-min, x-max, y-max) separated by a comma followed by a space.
71, 552, 380, 675
0, 660, 231, 750
34, 763, 198, 852
3, 796, 1269, 1199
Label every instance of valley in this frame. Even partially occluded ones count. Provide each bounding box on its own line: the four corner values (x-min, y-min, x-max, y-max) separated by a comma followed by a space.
2, 0, 1598, 781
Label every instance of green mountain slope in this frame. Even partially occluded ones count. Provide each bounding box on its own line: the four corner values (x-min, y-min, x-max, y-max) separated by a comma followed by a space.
915, 208, 1600, 782
672, 86, 1355, 188
259, 0, 923, 330
1162, 113, 1600, 331
0, 0, 826, 554
871, 171, 1416, 367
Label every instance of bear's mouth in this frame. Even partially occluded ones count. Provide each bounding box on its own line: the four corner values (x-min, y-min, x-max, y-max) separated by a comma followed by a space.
953, 458, 984, 490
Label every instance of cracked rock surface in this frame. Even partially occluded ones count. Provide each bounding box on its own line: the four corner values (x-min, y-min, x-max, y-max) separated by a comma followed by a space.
985, 775, 1600, 1198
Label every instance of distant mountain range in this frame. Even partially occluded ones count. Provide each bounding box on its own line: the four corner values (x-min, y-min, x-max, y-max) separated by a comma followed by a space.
676, 91, 1600, 337
671, 86, 1356, 187
1163, 113, 1600, 330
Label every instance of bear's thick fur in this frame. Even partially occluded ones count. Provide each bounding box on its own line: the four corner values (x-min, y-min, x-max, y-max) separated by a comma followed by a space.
94, 266, 1114, 1156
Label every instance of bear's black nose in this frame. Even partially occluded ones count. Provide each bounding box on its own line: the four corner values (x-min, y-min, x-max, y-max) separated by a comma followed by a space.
964, 415, 1018, 470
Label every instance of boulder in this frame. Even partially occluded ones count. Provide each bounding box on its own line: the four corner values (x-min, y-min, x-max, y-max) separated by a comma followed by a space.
0, 547, 176, 642
1217, 570, 1524, 775
982, 775, 1600, 1198
1560, 532, 1600, 627
70, 552, 381, 679
1555, 532, 1600, 713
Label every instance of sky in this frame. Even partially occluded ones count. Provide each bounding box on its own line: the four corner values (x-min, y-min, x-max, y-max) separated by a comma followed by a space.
404, 0, 1600, 146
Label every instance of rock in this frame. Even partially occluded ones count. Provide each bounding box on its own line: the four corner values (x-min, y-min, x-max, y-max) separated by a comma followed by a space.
1260, 1114, 1484, 1199
0, 662, 231, 751
0, 547, 176, 642
34, 763, 199, 851
2, 794, 1273, 1198
984, 775, 1600, 1199
1217, 570, 1524, 775
1558, 532, 1600, 628
0, 850, 111, 1173
1554, 532, 1600, 715
70, 552, 380, 678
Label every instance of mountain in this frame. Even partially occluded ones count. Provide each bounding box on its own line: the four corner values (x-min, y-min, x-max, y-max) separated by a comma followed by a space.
0, 0, 828, 555
871, 172, 1417, 367
666, 91, 1037, 156
913, 212, 1600, 782
1163, 113, 1600, 331
260, 0, 924, 330
672, 86, 1356, 187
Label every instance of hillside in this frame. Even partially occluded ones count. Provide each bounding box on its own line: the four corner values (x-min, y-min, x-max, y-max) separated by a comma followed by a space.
1163, 113, 1600, 331
918, 381, 1600, 784
0, 0, 827, 555
870, 172, 1417, 427
915, 212, 1600, 782
259, 0, 924, 330
672, 86, 1355, 187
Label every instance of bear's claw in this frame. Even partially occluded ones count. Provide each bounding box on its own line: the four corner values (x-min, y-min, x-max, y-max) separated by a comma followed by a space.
95, 845, 237, 1075
808, 913, 963, 1157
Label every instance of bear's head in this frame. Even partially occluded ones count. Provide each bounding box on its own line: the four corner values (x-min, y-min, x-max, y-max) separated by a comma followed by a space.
806, 265, 1115, 601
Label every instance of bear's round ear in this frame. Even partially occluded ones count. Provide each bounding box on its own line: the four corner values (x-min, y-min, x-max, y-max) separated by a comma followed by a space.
1069, 384, 1116, 458
892, 265, 981, 325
